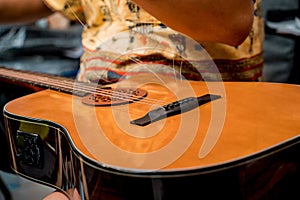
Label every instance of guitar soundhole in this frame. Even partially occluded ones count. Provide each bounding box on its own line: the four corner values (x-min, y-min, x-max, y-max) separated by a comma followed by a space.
81, 88, 147, 106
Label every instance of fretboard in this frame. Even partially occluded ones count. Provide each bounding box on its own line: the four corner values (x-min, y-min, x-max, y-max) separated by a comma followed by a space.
0, 66, 92, 96
0, 66, 147, 106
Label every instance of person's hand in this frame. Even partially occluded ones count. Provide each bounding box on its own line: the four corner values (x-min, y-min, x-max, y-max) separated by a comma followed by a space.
43, 189, 81, 200
47, 13, 70, 30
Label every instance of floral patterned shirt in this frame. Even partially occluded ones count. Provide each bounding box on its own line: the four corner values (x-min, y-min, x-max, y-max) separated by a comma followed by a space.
44, 0, 264, 83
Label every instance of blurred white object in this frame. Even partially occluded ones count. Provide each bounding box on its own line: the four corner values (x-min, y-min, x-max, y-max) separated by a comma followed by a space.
295, 17, 300, 29
266, 17, 300, 36
0, 27, 26, 51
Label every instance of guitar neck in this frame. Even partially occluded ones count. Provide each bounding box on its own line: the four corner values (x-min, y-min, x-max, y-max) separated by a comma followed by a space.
0, 66, 86, 96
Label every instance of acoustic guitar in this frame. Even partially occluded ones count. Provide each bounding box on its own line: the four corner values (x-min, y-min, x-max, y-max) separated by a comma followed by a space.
1, 66, 300, 199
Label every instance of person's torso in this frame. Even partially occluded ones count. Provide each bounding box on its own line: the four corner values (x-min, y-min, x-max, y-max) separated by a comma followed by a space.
45, 0, 264, 82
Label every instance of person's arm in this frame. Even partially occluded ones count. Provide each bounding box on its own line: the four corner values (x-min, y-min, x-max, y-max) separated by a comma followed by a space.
0, 0, 53, 24
132, 0, 254, 46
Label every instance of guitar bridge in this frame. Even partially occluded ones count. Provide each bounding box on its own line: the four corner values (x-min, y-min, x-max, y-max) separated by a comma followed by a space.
131, 94, 221, 126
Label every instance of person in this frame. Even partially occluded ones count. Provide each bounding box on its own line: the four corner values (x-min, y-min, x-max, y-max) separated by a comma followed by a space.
0, 0, 264, 199
0, 0, 263, 83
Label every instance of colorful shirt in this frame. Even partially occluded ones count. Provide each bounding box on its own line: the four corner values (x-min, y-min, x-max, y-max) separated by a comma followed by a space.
44, 0, 264, 83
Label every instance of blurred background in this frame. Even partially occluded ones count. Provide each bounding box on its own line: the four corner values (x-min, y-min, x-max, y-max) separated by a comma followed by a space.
263, 0, 300, 84
0, 12, 82, 78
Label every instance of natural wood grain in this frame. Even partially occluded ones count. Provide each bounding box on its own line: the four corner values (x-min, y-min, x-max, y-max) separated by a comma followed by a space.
5, 78, 300, 171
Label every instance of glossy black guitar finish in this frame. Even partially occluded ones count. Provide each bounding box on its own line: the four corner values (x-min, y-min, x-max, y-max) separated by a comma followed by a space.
5, 114, 300, 199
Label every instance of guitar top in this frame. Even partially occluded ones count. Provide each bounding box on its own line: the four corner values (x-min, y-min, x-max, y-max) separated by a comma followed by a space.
3, 67, 300, 174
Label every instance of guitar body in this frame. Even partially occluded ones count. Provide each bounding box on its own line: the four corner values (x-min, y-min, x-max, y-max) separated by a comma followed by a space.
3, 73, 300, 199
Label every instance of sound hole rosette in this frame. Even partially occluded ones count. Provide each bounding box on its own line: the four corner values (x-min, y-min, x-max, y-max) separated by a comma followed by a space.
81, 88, 147, 106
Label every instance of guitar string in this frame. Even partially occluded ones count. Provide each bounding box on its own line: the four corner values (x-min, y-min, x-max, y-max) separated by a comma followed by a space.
0, 69, 157, 105
0, 68, 174, 107
64, 1, 178, 106
64, 1, 186, 96
3, 2, 187, 108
